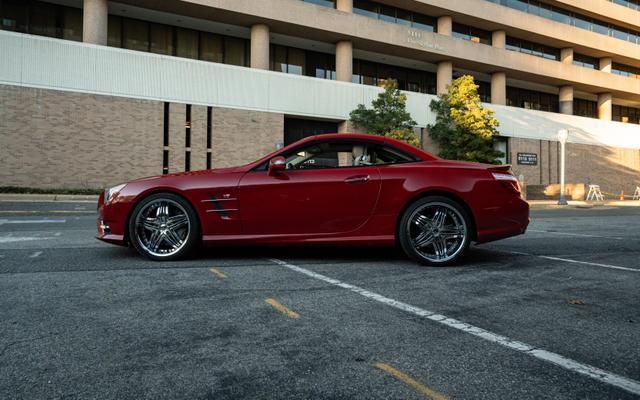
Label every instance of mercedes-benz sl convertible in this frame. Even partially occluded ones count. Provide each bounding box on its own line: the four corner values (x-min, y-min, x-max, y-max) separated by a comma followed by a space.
97, 133, 529, 266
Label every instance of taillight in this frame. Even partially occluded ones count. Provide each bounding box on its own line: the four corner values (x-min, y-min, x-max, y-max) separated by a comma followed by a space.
492, 172, 521, 195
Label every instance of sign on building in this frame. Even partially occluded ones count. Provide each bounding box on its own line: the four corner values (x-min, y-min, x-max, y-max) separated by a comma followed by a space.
517, 153, 538, 166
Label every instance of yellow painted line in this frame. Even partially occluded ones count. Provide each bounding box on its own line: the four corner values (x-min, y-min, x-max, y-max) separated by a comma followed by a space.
375, 362, 449, 400
265, 298, 300, 319
208, 268, 227, 279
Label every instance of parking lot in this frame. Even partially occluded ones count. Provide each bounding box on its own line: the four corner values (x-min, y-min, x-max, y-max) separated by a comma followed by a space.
1, 201, 639, 399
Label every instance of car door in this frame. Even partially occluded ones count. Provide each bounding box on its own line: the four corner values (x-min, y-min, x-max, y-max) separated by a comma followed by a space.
238, 139, 381, 236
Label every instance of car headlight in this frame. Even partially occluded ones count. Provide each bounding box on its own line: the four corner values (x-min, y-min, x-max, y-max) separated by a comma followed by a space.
105, 183, 126, 203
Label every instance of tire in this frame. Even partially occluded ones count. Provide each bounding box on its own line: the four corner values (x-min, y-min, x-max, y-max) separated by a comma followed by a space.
128, 192, 200, 261
398, 196, 471, 266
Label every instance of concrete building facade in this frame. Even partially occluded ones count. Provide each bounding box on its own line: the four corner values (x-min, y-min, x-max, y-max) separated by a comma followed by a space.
1, 0, 639, 198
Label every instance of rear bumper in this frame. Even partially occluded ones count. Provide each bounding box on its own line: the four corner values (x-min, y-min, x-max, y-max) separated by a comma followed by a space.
475, 197, 530, 243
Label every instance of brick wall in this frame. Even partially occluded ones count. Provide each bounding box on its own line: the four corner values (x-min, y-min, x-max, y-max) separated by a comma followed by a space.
0, 85, 284, 188
0, 85, 163, 189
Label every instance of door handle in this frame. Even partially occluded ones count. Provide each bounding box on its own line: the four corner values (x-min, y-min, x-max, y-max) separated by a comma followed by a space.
344, 175, 370, 184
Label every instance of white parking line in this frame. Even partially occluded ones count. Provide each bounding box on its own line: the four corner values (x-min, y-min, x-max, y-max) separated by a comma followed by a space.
0, 219, 66, 225
527, 229, 626, 241
501, 251, 639, 272
270, 258, 640, 396
29, 251, 43, 258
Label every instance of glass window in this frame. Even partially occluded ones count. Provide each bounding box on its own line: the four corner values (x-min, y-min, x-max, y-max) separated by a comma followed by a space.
123, 18, 149, 52
107, 15, 122, 47
412, 13, 435, 32
176, 28, 199, 59
1, 0, 28, 32
281, 140, 414, 169
573, 53, 598, 69
200, 32, 223, 63
271, 44, 287, 73
287, 47, 305, 75
150, 23, 173, 55
29, 1, 59, 38
302, 0, 336, 7
62, 7, 82, 41
224, 36, 247, 66
379, 5, 396, 23
353, 0, 379, 18
360, 61, 377, 86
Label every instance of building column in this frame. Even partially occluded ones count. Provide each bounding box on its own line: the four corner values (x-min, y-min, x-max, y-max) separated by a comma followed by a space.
250, 24, 270, 70
491, 72, 506, 105
336, 40, 353, 82
83, 0, 108, 45
559, 85, 574, 115
437, 16, 452, 36
599, 57, 612, 73
437, 61, 452, 95
492, 30, 505, 48
598, 93, 612, 121
560, 48, 573, 64
336, 0, 353, 12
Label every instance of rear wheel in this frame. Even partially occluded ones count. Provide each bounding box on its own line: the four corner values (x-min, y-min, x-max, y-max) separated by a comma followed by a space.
128, 193, 199, 261
398, 196, 471, 266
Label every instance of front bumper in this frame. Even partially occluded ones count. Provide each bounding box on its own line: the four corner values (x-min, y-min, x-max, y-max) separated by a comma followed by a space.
95, 191, 128, 246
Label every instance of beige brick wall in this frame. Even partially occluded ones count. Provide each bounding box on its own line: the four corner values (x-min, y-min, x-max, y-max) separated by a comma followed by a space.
510, 137, 640, 196
0, 85, 163, 189
211, 107, 284, 168
168, 103, 186, 174
190, 105, 208, 171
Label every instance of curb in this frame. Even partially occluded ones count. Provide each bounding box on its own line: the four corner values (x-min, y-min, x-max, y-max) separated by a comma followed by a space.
528, 200, 640, 208
0, 193, 99, 202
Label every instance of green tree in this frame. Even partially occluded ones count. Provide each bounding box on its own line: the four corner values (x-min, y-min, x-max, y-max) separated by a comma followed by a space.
349, 79, 419, 146
428, 75, 504, 164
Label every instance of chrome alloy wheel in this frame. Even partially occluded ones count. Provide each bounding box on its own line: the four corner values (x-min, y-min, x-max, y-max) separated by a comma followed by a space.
406, 202, 467, 263
133, 199, 190, 258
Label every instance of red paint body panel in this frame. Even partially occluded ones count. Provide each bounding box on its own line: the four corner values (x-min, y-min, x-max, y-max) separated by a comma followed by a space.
96, 134, 529, 248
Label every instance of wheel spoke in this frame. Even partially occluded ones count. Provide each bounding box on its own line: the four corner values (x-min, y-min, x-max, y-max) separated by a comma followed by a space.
440, 225, 464, 240
414, 214, 433, 230
432, 238, 448, 259
163, 229, 183, 249
142, 218, 158, 231
147, 230, 163, 251
166, 215, 188, 230
413, 231, 435, 249
431, 208, 447, 229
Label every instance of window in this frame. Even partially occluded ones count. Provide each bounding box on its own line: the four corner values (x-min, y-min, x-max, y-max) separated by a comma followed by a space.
353, 0, 436, 32
301, 0, 336, 8
612, 63, 640, 79
176, 28, 199, 59
150, 23, 173, 55
507, 86, 559, 112
279, 140, 419, 170
352, 59, 436, 94
123, 18, 149, 52
613, 105, 640, 124
453, 23, 491, 45
574, 99, 598, 119
486, 0, 640, 45
573, 53, 598, 70
506, 36, 559, 61
1, 0, 82, 41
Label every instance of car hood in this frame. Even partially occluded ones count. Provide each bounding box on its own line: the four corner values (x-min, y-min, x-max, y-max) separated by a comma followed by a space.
128, 166, 244, 184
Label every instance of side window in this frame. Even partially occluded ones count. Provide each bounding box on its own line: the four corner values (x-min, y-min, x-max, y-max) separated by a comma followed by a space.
283, 141, 373, 170
370, 145, 419, 165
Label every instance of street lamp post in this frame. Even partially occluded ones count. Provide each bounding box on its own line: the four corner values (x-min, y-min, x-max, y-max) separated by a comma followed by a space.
557, 129, 569, 206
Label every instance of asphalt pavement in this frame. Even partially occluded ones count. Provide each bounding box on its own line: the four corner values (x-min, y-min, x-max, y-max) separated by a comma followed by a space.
0, 200, 639, 399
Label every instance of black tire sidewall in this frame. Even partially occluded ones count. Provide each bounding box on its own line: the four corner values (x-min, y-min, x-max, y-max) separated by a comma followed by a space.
128, 192, 200, 261
398, 195, 471, 266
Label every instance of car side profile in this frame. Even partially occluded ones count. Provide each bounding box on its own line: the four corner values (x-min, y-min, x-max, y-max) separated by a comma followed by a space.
97, 133, 529, 266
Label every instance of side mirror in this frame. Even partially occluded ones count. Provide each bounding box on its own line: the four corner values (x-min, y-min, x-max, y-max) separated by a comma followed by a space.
268, 156, 286, 175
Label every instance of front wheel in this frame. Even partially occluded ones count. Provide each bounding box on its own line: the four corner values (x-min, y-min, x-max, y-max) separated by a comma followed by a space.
398, 196, 471, 266
128, 193, 199, 261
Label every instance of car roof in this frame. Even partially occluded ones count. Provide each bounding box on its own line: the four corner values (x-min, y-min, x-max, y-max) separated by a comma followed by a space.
241, 132, 438, 171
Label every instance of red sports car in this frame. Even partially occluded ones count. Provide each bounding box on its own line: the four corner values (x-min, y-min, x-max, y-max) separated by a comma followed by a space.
97, 133, 528, 265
